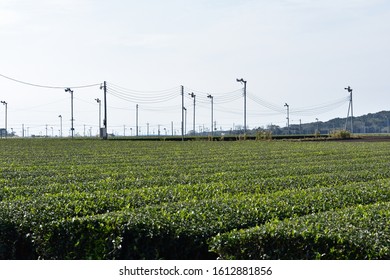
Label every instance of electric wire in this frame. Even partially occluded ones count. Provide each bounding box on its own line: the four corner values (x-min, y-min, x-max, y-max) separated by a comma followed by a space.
3, 74, 353, 133
185, 87, 243, 104
290, 96, 350, 116
108, 83, 180, 94
107, 86, 180, 103
248, 92, 349, 116
142, 105, 180, 112
0, 73, 101, 89
247, 93, 285, 113
108, 90, 180, 104
185, 87, 242, 96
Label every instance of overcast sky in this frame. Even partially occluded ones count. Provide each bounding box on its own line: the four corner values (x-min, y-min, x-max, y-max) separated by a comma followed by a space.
1, 0, 389, 136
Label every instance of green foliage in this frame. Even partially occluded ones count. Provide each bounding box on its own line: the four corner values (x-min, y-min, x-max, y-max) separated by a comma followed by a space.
1, 139, 390, 259
209, 202, 390, 260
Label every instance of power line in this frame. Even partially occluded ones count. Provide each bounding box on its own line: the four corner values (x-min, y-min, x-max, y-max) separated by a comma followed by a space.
247, 93, 284, 113
185, 87, 243, 104
108, 89, 180, 104
107, 84, 180, 104
0, 73, 101, 89
108, 83, 180, 94
248, 92, 349, 116
290, 96, 349, 116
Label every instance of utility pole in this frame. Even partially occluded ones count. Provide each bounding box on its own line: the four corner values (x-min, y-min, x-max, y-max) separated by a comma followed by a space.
171, 121, 174, 136
299, 119, 302, 134
136, 104, 139, 137
344, 86, 353, 133
189, 92, 196, 135
147, 123, 150, 136
1, 101, 7, 138
284, 103, 290, 135
101, 81, 108, 139
181, 85, 184, 141
95, 98, 101, 130
207, 94, 214, 137
183, 107, 187, 136
58, 115, 63, 137
65, 88, 74, 138
236, 78, 247, 134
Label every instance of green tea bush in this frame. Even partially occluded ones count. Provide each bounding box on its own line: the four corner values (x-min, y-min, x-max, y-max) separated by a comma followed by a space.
209, 202, 390, 260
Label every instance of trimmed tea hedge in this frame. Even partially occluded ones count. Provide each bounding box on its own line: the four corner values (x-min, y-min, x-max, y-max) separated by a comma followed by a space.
209, 202, 390, 260
1, 139, 390, 259
3, 180, 389, 259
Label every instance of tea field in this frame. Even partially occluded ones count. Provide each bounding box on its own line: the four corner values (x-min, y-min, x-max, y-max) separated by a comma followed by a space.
1, 139, 390, 259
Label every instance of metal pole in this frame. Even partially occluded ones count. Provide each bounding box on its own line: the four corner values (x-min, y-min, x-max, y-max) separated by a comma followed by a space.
136, 104, 139, 137
284, 103, 289, 134
102, 81, 108, 139
350, 90, 353, 133
1, 101, 7, 138
71, 90, 74, 138
58, 115, 63, 137
299, 119, 302, 134
193, 95, 195, 135
4, 103, 7, 138
65, 88, 74, 138
208, 94, 213, 137
189, 92, 196, 135
236, 79, 247, 134
181, 85, 184, 141
183, 107, 187, 136
344, 86, 353, 133
95, 98, 101, 130
211, 96, 213, 136
244, 81, 246, 134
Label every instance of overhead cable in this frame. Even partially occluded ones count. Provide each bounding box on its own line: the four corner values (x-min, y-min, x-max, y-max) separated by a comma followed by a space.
108, 83, 180, 94
107, 88, 180, 104
290, 96, 349, 116
0, 73, 101, 89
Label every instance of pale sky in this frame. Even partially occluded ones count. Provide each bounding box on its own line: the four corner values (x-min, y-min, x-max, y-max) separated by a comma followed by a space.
1, 0, 389, 136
